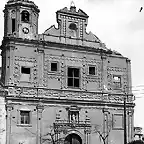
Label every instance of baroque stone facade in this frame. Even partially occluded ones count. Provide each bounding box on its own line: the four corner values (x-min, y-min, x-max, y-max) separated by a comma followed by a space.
0, 0, 134, 144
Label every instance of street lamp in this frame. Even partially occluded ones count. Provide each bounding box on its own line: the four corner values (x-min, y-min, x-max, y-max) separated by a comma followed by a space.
124, 93, 127, 144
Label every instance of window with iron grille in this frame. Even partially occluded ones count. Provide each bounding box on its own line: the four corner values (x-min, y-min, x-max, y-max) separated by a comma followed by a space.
67, 67, 80, 88
20, 110, 30, 124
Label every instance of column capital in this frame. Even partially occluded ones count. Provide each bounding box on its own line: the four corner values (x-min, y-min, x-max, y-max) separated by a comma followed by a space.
101, 55, 107, 60
37, 48, 44, 53
102, 105, 110, 114
127, 109, 134, 116
6, 103, 13, 111
36, 104, 44, 113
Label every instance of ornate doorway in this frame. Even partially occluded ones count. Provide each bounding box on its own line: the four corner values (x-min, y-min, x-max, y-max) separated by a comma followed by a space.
64, 133, 82, 144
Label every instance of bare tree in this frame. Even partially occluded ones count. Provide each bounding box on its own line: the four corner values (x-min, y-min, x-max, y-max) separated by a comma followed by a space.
41, 124, 68, 144
92, 119, 113, 144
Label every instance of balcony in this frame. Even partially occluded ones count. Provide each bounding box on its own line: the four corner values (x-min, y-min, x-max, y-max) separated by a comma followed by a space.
53, 119, 91, 130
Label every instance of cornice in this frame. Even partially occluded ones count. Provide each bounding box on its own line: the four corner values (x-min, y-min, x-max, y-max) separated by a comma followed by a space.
0, 37, 126, 59
4, 1, 40, 13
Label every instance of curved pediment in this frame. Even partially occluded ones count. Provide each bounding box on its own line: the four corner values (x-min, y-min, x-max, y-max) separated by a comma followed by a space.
57, 7, 88, 18
39, 5, 123, 57
84, 31, 101, 43
44, 25, 60, 36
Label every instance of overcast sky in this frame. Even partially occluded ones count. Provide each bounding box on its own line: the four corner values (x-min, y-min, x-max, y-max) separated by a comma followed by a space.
0, 0, 144, 129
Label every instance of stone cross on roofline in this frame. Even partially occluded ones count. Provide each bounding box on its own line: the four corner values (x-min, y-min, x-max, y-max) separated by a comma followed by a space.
70, 0, 75, 7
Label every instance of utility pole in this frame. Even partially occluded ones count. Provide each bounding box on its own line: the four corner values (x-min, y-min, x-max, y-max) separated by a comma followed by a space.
124, 94, 127, 144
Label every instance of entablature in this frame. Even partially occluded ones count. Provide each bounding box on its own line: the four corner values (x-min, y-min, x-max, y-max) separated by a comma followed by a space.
5, 86, 135, 105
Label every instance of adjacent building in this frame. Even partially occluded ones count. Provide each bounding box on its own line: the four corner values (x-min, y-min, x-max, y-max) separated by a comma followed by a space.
0, 0, 135, 144
134, 127, 143, 141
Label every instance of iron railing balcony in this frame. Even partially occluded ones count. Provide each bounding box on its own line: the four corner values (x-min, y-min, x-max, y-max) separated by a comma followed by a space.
54, 119, 91, 129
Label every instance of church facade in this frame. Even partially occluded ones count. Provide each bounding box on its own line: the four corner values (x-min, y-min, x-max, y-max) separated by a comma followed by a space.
0, 0, 135, 144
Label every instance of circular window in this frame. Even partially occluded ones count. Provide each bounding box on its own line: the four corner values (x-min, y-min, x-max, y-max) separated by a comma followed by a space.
69, 23, 77, 31
22, 27, 29, 34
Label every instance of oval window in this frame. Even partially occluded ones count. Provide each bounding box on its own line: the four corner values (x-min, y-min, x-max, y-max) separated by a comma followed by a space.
69, 23, 77, 30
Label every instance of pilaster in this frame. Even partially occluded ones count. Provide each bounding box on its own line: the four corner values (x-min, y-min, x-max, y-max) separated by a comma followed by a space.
101, 54, 107, 91
84, 116, 91, 144
127, 109, 134, 142
6, 103, 13, 144
36, 104, 44, 144
102, 106, 111, 144
126, 58, 132, 93
37, 48, 44, 87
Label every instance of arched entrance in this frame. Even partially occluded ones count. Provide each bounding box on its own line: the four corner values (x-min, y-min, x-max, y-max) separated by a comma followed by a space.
64, 133, 82, 144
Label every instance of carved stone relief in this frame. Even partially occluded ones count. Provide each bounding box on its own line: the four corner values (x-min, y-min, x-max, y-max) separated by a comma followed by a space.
43, 55, 49, 87
8, 86, 37, 97
13, 56, 38, 86
86, 59, 102, 90
33, 60, 38, 87
80, 20, 83, 38
107, 66, 128, 91
44, 54, 102, 90
81, 57, 87, 90
7, 86, 133, 104
60, 55, 66, 89
13, 61, 20, 84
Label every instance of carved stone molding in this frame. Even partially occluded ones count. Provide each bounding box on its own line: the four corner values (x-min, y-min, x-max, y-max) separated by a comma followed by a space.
33, 61, 38, 87
127, 109, 134, 116
8, 87, 37, 97
7, 86, 134, 104
13, 62, 20, 85
6, 103, 13, 111
13, 56, 38, 86
36, 104, 44, 114
37, 48, 44, 53
107, 66, 128, 91
107, 67, 126, 72
15, 56, 36, 63
102, 105, 110, 114
66, 105, 81, 112
101, 55, 107, 60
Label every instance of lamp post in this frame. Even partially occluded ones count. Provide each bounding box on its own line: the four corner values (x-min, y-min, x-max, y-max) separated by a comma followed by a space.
124, 93, 127, 144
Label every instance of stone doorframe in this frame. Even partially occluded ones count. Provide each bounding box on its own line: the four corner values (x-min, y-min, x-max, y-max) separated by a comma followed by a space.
65, 130, 84, 144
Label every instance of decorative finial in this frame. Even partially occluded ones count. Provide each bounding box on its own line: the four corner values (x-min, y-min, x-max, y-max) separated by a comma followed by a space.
70, 1, 75, 7
70, 0, 76, 12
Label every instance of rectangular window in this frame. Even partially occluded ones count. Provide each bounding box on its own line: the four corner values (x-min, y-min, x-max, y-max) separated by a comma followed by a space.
21, 67, 30, 74
68, 67, 80, 88
89, 66, 96, 75
113, 75, 121, 89
20, 66, 31, 81
20, 110, 30, 124
12, 18, 15, 33
51, 62, 58, 72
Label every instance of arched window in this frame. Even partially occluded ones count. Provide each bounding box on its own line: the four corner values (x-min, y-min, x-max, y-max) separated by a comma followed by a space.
69, 23, 77, 31
21, 10, 29, 22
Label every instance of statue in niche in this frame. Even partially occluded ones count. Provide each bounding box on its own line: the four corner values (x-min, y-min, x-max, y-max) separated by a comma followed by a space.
71, 113, 76, 122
